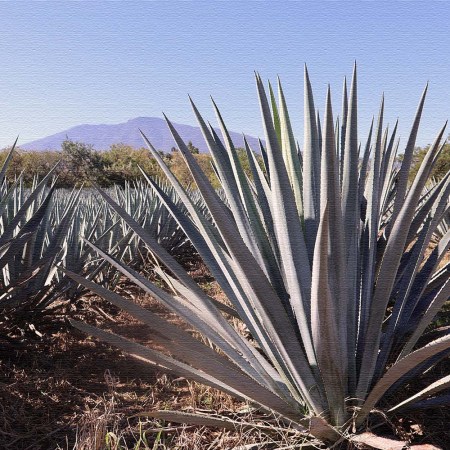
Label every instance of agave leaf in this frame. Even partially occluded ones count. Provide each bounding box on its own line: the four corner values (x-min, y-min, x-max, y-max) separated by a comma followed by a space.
138, 410, 309, 434
358, 119, 374, 203
388, 84, 428, 232
245, 138, 272, 200
302, 65, 320, 255
397, 394, 450, 412
379, 120, 398, 209
144, 410, 249, 431
341, 64, 358, 234
350, 432, 407, 450
277, 77, 304, 219
0, 137, 18, 185
145, 410, 339, 444
399, 276, 450, 358
356, 334, 450, 425
316, 110, 322, 164
70, 319, 258, 405
268, 80, 282, 145
258, 139, 270, 181
388, 374, 450, 413
417, 326, 450, 347
311, 202, 346, 426
424, 261, 450, 295
339, 76, 348, 183
323, 90, 352, 382
153, 266, 237, 319
70, 318, 305, 423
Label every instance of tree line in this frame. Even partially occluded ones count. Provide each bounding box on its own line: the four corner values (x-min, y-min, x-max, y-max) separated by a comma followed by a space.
1, 138, 449, 188
0, 139, 235, 189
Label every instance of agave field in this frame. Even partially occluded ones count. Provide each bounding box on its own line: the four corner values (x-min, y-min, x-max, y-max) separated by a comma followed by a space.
0, 158, 191, 324
1, 65, 450, 449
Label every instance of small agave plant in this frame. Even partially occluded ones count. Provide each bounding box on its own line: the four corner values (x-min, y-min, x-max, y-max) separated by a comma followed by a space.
67, 65, 450, 448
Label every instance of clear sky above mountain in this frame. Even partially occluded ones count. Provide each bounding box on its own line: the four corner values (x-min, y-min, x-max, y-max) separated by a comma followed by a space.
0, 2, 449, 150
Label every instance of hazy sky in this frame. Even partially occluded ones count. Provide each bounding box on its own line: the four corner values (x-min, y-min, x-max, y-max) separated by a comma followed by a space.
0, 2, 449, 150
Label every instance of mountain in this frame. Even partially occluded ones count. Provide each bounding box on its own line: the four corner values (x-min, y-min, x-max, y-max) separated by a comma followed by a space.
20, 117, 262, 153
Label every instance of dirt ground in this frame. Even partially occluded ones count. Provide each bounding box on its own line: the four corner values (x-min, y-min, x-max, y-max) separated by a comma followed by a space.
1, 258, 449, 450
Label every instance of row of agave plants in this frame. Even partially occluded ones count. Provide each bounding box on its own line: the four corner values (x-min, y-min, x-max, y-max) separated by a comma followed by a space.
1, 65, 449, 448
0, 154, 192, 323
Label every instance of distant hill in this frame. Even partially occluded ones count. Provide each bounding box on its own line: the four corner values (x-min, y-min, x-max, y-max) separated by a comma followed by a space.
21, 117, 262, 153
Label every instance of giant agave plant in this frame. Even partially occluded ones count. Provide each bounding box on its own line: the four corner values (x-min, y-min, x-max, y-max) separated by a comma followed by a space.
67, 66, 450, 447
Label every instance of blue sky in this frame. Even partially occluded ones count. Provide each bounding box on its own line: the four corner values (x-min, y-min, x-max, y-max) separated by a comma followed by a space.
0, 1, 449, 150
